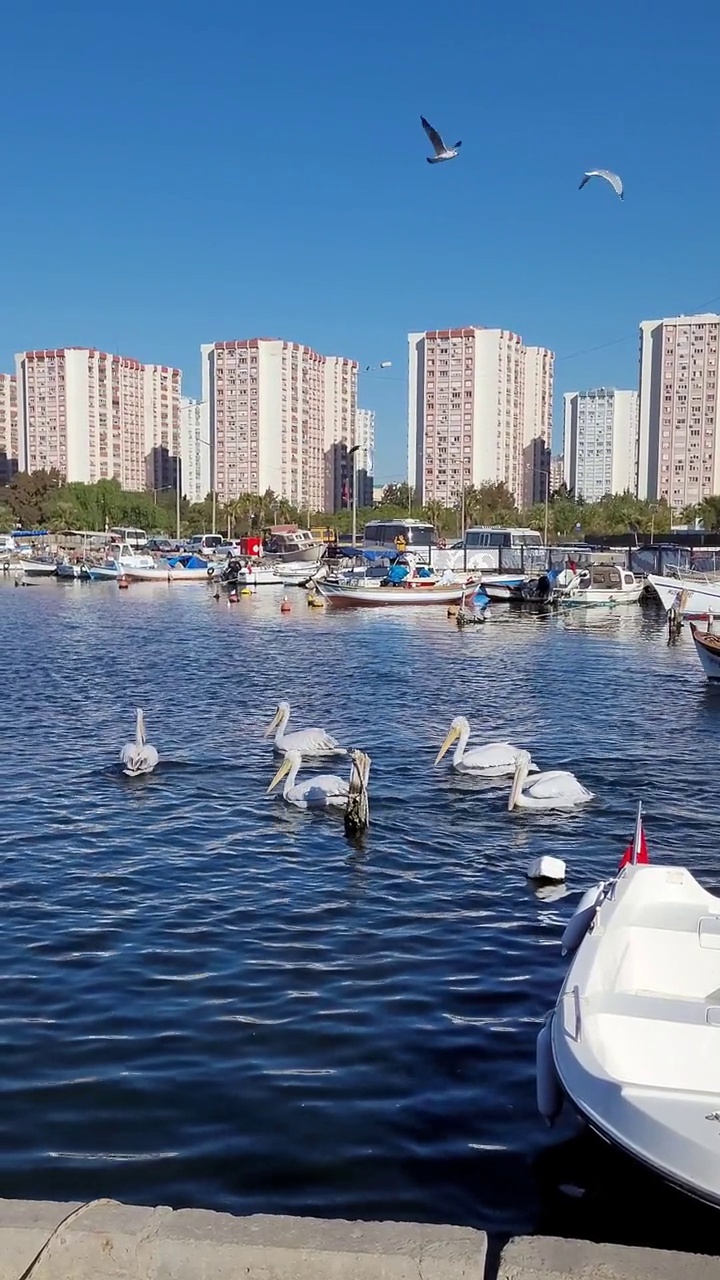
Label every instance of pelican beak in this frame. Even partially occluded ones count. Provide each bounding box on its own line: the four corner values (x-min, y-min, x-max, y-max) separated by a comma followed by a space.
434, 724, 459, 765
267, 755, 291, 793
264, 707, 281, 738
508, 757, 526, 811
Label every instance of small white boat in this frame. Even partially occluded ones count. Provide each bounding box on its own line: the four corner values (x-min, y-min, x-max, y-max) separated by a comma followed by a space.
690, 621, 720, 682
56, 559, 89, 580
648, 574, 720, 621
124, 553, 217, 583
566, 564, 643, 608
317, 579, 472, 608
548, 855, 720, 1207
23, 559, 58, 578
477, 573, 528, 602
233, 565, 282, 587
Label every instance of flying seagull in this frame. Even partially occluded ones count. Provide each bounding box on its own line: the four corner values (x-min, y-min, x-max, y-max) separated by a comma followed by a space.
579, 169, 624, 200
421, 116, 462, 165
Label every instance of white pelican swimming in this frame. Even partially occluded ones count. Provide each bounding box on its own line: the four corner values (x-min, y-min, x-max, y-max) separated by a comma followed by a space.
266, 749, 349, 810
264, 700, 345, 757
508, 750, 593, 812
120, 709, 159, 777
435, 716, 539, 777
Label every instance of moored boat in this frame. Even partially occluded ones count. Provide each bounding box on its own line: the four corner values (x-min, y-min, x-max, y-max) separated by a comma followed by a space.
689, 621, 720, 682
124, 553, 217, 583
648, 574, 720, 621
566, 564, 643, 608
547, 848, 720, 1208
23, 559, 58, 578
316, 579, 472, 608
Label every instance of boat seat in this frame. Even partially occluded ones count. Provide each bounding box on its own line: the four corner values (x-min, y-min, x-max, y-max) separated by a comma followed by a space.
629, 902, 720, 933
590, 990, 720, 1026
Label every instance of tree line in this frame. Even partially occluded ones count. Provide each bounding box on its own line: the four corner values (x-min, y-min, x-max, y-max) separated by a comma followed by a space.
0, 470, 718, 540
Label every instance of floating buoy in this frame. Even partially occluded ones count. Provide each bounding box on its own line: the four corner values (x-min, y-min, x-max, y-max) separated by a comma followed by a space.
536, 1013, 563, 1125
307, 593, 323, 608
228, 591, 239, 603
527, 855, 566, 884
560, 881, 607, 956
240, 587, 252, 597
118, 574, 129, 590
447, 605, 458, 617
280, 596, 291, 613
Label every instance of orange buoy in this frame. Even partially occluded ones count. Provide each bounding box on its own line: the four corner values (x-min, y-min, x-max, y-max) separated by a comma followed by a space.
118, 574, 129, 590
228, 591, 238, 603
280, 596, 291, 613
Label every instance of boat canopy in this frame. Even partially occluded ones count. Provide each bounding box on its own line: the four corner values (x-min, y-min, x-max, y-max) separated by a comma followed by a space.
166, 554, 209, 569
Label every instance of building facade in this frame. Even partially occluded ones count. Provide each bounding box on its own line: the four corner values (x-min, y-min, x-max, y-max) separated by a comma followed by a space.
407, 327, 553, 508
549, 454, 564, 494
354, 408, 375, 508
562, 388, 639, 501
201, 339, 358, 511
638, 314, 720, 508
14, 349, 182, 491
181, 397, 210, 503
0, 373, 18, 486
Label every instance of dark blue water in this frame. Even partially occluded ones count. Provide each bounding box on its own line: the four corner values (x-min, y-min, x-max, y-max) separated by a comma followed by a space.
1, 579, 719, 1248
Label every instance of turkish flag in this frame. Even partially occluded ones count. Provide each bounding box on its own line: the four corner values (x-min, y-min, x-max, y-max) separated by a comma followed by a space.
618, 825, 649, 870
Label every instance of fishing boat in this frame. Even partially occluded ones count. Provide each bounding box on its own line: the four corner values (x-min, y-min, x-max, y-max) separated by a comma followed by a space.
566, 564, 643, 608
648, 574, 720, 621
476, 573, 528, 602
56, 559, 91, 580
262, 526, 323, 564
539, 806, 720, 1209
689, 621, 720, 682
316, 579, 472, 608
22, 559, 58, 578
123, 553, 217, 583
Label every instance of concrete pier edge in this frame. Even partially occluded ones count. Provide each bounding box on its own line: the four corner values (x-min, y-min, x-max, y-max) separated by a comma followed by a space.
0, 1198, 716, 1279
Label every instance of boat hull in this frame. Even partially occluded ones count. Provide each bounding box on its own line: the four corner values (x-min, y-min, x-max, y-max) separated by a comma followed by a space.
23, 562, 58, 577
317, 581, 470, 607
124, 566, 216, 582
551, 862, 720, 1210
565, 584, 644, 608
690, 623, 720, 681
648, 574, 720, 620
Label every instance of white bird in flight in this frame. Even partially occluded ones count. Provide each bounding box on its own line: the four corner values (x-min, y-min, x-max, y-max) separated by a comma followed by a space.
264, 700, 346, 757
435, 715, 539, 777
421, 116, 462, 164
507, 751, 593, 812
266, 749, 350, 811
579, 169, 624, 200
120, 708, 159, 777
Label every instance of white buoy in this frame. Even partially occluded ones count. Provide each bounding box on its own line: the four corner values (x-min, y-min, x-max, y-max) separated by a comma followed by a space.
560, 881, 607, 956
527, 855, 566, 883
536, 1014, 563, 1125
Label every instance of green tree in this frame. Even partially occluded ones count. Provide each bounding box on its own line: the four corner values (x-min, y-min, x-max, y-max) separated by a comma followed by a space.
6, 469, 63, 528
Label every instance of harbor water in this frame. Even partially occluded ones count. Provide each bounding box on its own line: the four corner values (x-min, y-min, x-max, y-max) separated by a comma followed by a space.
0, 580, 719, 1250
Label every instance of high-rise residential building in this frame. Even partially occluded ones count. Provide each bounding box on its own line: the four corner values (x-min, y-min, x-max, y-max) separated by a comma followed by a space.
354, 408, 375, 508
562, 388, 639, 501
0, 374, 18, 486
638, 314, 720, 508
201, 339, 358, 511
407, 327, 553, 508
549, 454, 564, 494
181, 397, 210, 503
14, 349, 182, 491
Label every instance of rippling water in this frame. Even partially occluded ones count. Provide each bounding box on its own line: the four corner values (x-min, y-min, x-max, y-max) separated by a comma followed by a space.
1, 578, 719, 1247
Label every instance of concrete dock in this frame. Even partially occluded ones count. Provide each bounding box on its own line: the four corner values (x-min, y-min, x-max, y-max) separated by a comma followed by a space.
0, 1197, 717, 1279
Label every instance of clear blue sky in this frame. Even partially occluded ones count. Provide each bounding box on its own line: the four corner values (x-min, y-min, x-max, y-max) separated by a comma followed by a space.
2, 0, 720, 481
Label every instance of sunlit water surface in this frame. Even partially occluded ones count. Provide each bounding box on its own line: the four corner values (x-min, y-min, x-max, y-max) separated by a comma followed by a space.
0, 579, 718, 1249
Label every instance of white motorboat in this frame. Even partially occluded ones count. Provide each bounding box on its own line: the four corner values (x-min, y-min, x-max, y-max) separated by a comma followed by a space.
233, 565, 282, 587
124, 553, 216, 583
545, 846, 720, 1208
316, 579, 473, 608
566, 564, 643, 608
689, 622, 720, 682
648, 574, 720, 621
22, 559, 58, 578
476, 573, 528, 602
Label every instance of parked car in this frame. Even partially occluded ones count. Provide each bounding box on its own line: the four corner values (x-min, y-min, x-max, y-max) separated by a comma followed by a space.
146, 537, 177, 555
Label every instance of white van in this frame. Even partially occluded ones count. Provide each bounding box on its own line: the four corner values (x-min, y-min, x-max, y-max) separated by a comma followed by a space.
187, 534, 225, 556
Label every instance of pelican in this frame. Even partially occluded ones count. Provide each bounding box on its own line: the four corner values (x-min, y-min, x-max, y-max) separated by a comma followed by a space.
120, 709, 159, 777
508, 750, 593, 812
266, 749, 349, 810
435, 716, 539, 777
264, 700, 345, 756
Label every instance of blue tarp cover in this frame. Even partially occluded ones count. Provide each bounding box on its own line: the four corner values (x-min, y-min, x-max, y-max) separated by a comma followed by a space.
166, 554, 209, 569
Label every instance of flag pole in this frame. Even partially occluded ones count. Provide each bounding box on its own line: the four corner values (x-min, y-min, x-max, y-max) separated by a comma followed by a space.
631, 800, 643, 866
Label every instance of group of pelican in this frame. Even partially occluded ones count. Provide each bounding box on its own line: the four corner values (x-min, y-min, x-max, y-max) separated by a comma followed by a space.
118, 701, 593, 817
434, 716, 593, 811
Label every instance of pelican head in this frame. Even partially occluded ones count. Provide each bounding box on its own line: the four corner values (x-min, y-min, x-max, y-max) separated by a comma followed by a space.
434, 715, 469, 765
267, 749, 300, 793
508, 750, 532, 811
136, 708, 146, 747
264, 700, 290, 738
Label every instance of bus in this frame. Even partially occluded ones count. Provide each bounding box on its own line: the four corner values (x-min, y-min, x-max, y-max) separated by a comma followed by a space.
109, 526, 148, 549
362, 519, 436, 563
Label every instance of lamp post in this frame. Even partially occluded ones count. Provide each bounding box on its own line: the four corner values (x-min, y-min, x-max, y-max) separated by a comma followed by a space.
348, 444, 361, 546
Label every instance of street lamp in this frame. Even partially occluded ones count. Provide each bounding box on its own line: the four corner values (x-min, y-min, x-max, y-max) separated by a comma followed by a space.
348, 444, 361, 546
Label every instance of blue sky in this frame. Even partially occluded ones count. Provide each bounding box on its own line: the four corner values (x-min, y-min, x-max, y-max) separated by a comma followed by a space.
2, 0, 720, 481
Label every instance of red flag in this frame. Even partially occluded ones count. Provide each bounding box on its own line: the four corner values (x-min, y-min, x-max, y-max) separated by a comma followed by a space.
618, 815, 649, 870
